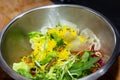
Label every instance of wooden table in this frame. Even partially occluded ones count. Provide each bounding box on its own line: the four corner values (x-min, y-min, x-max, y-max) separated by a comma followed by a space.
0, 0, 120, 80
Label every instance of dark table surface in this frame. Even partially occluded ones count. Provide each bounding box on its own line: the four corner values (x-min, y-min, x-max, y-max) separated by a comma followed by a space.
52, 0, 120, 31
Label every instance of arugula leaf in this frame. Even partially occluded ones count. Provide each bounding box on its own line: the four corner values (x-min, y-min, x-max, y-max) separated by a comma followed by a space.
81, 51, 90, 62
69, 56, 99, 78
82, 57, 99, 70
69, 61, 83, 77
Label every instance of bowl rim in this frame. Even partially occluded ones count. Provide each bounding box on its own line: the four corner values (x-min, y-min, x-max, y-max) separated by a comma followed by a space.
0, 4, 119, 80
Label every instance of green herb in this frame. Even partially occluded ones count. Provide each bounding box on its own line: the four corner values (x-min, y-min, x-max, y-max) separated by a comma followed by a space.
69, 51, 99, 78
81, 51, 90, 62
50, 33, 65, 48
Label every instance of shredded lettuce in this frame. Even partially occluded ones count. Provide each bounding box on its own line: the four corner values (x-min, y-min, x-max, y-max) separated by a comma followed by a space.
28, 31, 43, 39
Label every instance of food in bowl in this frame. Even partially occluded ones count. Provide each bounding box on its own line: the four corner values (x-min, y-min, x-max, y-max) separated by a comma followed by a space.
12, 21, 107, 80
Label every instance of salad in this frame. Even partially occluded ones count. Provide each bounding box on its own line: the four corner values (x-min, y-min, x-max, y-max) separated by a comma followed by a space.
13, 21, 105, 80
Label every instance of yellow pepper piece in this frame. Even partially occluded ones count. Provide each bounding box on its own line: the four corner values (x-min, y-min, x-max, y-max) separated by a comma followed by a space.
79, 36, 85, 43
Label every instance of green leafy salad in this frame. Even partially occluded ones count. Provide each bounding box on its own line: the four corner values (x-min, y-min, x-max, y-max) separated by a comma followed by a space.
13, 21, 105, 80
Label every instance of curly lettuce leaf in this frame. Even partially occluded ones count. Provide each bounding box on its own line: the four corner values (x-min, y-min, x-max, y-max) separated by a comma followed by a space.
17, 69, 32, 78
13, 62, 32, 78
13, 62, 30, 72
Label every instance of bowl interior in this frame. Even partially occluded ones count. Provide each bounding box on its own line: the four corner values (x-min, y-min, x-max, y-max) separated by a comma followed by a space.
1, 5, 115, 69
